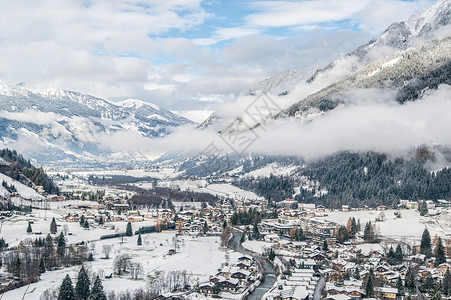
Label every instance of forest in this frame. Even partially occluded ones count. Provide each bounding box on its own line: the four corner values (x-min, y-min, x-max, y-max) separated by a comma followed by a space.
234, 150, 451, 209
0, 148, 59, 194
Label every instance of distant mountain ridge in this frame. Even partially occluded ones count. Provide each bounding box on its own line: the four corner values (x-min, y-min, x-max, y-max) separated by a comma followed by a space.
0, 83, 194, 166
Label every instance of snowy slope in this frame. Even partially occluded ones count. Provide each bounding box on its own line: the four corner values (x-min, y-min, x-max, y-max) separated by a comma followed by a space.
0, 83, 194, 165
0, 173, 44, 200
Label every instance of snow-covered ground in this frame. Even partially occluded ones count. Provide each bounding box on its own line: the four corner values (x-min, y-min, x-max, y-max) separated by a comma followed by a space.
242, 240, 274, 255
243, 163, 298, 178
0, 173, 44, 200
322, 208, 451, 241
2, 227, 240, 299
139, 179, 262, 201
67, 167, 182, 180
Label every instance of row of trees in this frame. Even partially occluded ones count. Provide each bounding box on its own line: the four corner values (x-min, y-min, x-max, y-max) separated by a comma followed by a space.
55, 266, 106, 300
420, 228, 447, 266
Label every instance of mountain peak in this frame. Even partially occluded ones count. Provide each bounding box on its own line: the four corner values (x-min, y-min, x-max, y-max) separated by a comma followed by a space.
118, 98, 161, 111
407, 0, 451, 35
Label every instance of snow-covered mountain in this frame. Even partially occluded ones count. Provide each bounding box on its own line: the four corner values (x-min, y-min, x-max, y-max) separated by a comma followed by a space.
175, 0, 451, 178
0, 83, 194, 166
202, 0, 451, 135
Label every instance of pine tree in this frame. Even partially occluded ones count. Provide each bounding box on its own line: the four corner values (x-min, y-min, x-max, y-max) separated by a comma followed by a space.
435, 237, 446, 266
396, 276, 404, 296
365, 269, 374, 297
203, 220, 208, 234
322, 240, 328, 251
125, 222, 133, 236
58, 274, 76, 300
405, 267, 416, 293
421, 228, 432, 257
39, 256, 46, 273
75, 265, 90, 300
27, 222, 32, 234
79, 215, 85, 227
387, 246, 395, 264
419, 200, 428, 216
137, 234, 142, 246
394, 244, 403, 263
443, 269, 451, 295
98, 216, 104, 225
89, 276, 107, 300
83, 221, 90, 229
50, 217, 57, 234
57, 232, 66, 257
354, 268, 360, 280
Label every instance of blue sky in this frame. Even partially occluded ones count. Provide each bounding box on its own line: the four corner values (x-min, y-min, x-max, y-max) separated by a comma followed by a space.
0, 0, 435, 121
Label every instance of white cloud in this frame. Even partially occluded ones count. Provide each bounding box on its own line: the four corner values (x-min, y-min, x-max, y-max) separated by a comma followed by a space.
0, 110, 60, 125
0, 0, 437, 116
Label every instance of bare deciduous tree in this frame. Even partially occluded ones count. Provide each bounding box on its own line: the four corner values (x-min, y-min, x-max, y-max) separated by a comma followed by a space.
102, 244, 113, 259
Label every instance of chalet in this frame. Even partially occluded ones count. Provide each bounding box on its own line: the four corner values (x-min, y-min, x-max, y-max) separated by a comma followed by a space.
341, 205, 350, 212
198, 282, 214, 294
374, 287, 397, 299
231, 269, 250, 280
437, 263, 451, 276
47, 195, 66, 201
272, 285, 309, 300
375, 265, 390, 275
310, 253, 327, 262
237, 256, 252, 264
217, 278, 239, 292
128, 216, 144, 222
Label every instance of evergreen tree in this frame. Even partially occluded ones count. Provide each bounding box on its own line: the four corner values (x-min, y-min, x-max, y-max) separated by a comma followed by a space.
75, 265, 90, 300
98, 216, 104, 225
419, 200, 428, 216
58, 274, 76, 300
363, 222, 373, 242
435, 237, 446, 266
57, 232, 66, 257
125, 222, 133, 236
137, 234, 142, 246
443, 269, 451, 295
421, 228, 432, 257
223, 220, 227, 228
83, 221, 89, 229
268, 248, 276, 261
396, 276, 404, 296
394, 244, 403, 263
405, 267, 416, 293
421, 272, 434, 293
203, 221, 208, 234
354, 268, 360, 280
50, 217, 57, 234
387, 246, 395, 264
365, 269, 374, 297
79, 215, 85, 227
89, 276, 107, 300
322, 240, 328, 251
432, 283, 442, 300
39, 256, 46, 273
27, 222, 32, 233
253, 223, 260, 240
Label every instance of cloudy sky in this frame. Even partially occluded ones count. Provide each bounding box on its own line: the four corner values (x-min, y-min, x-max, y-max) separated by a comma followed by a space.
0, 0, 434, 121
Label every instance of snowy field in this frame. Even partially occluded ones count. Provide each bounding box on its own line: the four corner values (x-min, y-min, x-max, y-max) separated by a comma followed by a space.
150, 180, 262, 201
2, 228, 240, 300
322, 208, 451, 241
242, 240, 275, 255
66, 167, 183, 180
